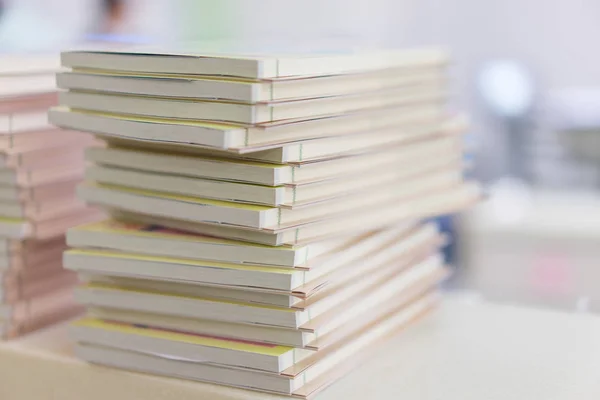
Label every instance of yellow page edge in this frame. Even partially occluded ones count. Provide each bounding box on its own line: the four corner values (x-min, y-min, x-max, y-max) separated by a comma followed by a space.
74, 317, 292, 356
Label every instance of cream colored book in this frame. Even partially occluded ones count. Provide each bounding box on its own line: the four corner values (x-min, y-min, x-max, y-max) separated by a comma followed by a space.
78, 228, 440, 313
64, 225, 415, 293
108, 183, 480, 245
83, 258, 443, 349
70, 262, 442, 374
85, 131, 462, 191
96, 160, 462, 208
78, 169, 462, 230
84, 157, 461, 207
61, 47, 448, 79
48, 102, 443, 150
67, 219, 342, 267
76, 222, 437, 309
59, 84, 444, 124
94, 114, 466, 165
58, 67, 444, 102
74, 292, 437, 398
73, 254, 443, 329
69, 223, 436, 310
71, 316, 313, 373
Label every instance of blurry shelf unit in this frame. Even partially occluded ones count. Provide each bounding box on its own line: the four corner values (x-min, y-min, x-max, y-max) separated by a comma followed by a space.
2, 296, 600, 400
457, 189, 600, 311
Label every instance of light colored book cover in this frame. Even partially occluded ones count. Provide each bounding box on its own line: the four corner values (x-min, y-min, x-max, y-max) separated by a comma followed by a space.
61, 47, 448, 79
92, 113, 466, 165
59, 84, 444, 124
58, 67, 444, 103
78, 167, 463, 230
84, 132, 464, 205
71, 317, 309, 373
73, 253, 443, 330
67, 219, 331, 267
74, 293, 437, 397
107, 183, 481, 246
49, 102, 443, 150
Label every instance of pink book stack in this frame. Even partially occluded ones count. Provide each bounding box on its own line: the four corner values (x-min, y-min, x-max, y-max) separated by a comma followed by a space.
0, 54, 101, 338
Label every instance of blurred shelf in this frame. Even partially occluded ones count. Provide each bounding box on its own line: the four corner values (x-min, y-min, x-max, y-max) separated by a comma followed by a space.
2, 295, 600, 400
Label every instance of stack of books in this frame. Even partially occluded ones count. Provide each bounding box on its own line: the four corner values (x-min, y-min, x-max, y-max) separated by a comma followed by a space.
50, 46, 480, 397
0, 55, 102, 339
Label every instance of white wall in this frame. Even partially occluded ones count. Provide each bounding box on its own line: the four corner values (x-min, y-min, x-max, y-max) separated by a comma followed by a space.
232, 0, 600, 179
392, 0, 600, 179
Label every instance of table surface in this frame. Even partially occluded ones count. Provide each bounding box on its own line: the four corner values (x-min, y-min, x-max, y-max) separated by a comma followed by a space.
1, 295, 600, 400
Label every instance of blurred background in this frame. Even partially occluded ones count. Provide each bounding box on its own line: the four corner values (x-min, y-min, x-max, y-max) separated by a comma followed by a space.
2, 0, 600, 313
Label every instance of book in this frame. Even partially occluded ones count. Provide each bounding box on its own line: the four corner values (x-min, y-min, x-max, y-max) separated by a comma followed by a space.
77, 222, 439, 311
84, 130, 462, 189
74, 293, 436, 397
90, 114, 465, 165
48, 102, 443, 150
107, 183, 480, 246
61, 47, 448, 79
77, 169, 463, 230
67, 219, 345, 267
57, 67, 444, 102
73, 317, 313, 373
65, 223, 433, 297
89, 159, 462, 208
0, 55, 107, 339
59, 84, 445, 124
73, 254, 442, 329
83, 259, 443, 349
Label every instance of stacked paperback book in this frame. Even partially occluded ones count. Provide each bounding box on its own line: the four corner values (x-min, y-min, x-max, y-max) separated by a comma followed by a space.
0, 54, 101, 339
50, 46, 480, 397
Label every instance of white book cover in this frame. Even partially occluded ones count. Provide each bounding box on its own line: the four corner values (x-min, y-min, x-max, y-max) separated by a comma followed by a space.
61, 45, 448, 79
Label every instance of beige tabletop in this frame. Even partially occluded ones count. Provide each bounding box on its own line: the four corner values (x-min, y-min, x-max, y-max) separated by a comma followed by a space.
1, 295, 600, 400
